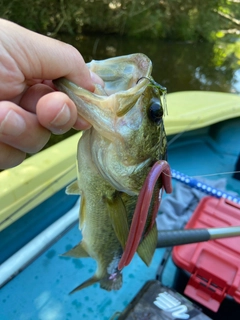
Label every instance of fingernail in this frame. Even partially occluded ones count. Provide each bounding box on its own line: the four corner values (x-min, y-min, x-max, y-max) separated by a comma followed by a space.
51, 103, 71, 127
90, 71, 105, 86
0, 110, 26, 136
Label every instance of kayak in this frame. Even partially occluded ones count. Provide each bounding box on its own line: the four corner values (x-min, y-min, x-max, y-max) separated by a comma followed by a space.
0, 90, 240, 319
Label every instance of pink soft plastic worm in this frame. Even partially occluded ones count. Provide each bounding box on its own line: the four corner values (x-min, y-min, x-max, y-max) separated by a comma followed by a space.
118, 160, 172, 270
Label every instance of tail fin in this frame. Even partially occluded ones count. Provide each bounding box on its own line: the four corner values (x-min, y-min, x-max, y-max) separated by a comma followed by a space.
99, 272, 122, 291
70, 272, 123, 293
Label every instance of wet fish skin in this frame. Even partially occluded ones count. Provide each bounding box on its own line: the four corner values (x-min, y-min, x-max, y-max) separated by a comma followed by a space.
54, 53, 169, 291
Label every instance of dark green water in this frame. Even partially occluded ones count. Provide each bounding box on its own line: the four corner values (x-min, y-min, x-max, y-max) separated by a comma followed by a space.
46, 35, 240, 148
59, 35, 240, 94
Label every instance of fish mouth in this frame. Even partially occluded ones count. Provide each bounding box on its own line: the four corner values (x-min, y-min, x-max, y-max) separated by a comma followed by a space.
118, 160, 172, 270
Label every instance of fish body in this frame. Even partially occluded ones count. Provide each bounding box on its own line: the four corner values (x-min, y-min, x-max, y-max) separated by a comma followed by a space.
54, 53, 172, 292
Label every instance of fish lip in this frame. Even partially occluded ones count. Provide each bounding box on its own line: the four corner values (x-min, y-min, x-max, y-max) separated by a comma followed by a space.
87, 53, 152, 91
53, 74, 149, 134
53, 54, 154, 133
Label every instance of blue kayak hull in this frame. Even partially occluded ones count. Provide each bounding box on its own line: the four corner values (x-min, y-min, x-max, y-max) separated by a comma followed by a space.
1, 117, 240, 319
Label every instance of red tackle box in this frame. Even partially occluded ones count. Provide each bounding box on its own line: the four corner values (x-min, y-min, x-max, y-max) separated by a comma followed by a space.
172, 196, 240, 316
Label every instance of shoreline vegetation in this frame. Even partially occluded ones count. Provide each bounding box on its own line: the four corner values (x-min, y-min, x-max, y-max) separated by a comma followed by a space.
1, 0, 240, 42
0, 0, 239, 156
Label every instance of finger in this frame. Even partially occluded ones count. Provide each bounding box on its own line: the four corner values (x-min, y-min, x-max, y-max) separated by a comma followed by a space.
20, 83, 54, 113
36, 91, 80, 134
1, 20, 96, 93
0, 101, 50, 153
0, 141, 26, 169
21, 85, 92, 132
73, 117, 92, 131
90, 71, 105, 87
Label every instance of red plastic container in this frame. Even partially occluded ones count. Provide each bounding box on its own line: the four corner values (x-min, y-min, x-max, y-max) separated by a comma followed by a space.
172, 196, 240, 313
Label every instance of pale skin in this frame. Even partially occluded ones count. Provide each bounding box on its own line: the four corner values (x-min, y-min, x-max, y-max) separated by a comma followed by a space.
0, 19, 104, 169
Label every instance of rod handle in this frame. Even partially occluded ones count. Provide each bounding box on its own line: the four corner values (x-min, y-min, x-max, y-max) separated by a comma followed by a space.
157, 228, 210, 248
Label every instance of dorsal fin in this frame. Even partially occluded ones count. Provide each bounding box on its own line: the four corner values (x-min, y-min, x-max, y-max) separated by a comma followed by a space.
66, 181, 79, 195
61, 242, 89, 258
137, 222, 157, 266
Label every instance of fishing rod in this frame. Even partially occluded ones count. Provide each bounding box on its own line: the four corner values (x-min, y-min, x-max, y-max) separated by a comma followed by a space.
156, 168, 240, 247
157, 226, 240, 248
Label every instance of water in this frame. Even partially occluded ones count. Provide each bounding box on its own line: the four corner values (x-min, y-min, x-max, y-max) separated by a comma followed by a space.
59, 35, 240, 94
47, 35, 240, 147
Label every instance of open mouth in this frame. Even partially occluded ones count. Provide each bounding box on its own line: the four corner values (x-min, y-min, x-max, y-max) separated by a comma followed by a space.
118, 160, 172, 270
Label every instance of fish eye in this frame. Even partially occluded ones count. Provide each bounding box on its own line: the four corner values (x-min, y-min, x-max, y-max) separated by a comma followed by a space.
147, 101, 163, 125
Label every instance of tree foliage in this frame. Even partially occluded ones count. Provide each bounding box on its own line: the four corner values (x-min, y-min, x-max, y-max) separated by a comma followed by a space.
0, 0, 239, 41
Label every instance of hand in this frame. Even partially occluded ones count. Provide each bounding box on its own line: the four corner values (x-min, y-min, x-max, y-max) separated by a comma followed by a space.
0, 19, 104, 169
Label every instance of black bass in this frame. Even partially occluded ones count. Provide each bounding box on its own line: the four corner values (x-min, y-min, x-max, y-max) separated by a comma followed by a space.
54, 53, 172, 292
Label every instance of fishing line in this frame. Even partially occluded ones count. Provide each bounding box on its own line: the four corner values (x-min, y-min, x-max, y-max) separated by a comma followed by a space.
167, 118, 200, 146
191, 170, 240, 178
165, 109, 240, 180
137, 76, 168, 115
162, 170, 240, 179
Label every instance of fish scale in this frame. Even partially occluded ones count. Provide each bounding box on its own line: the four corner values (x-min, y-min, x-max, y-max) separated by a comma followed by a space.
54, 53, 172, 292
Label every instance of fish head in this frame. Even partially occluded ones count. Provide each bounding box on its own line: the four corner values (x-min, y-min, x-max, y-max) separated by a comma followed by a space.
54, 53, 168, 194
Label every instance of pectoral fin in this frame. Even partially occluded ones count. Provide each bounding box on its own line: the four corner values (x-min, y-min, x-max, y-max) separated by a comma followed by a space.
62, 242, 89, 258
137, 223, 157, 266
105, 193, 129, 250
66, 181, 79, 195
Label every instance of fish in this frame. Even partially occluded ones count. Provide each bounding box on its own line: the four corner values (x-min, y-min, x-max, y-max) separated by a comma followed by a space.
53, 53, 172, 292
